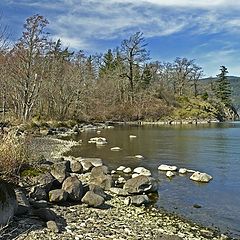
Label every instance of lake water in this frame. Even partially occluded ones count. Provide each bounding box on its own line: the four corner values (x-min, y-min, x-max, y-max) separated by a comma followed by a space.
66, 122, 240, 238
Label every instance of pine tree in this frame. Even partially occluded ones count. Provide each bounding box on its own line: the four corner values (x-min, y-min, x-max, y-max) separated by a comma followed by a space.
215, 66, 232, 106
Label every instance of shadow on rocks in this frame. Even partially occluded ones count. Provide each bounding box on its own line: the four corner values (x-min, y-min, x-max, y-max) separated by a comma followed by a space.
0, 207, 67, 240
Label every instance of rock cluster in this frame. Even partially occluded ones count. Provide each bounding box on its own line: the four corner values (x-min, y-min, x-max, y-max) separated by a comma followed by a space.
158, 164, 213, 183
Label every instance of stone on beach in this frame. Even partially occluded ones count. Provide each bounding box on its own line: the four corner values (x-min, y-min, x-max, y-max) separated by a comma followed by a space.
50, 161, 70, 184
158, 164, 177, 171
130, 195, 150, 206
49, 189, 68, 203
90, 166, 113, 190
123, 175, 157, 194
109, 187, 129, 196
62, 176, 83, 201
80, 158, 103, 167
81, 191, 105, 207
70, 160, 83, 173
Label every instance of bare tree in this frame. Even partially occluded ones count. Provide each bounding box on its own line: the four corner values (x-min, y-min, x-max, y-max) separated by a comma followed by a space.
9, 14, 49, 121
120, 32, 149, 102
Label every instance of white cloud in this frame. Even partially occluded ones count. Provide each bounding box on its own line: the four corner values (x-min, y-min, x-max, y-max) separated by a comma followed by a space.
3, 0, 240, 76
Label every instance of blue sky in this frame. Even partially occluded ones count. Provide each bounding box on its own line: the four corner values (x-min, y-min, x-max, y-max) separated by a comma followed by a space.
1, 0, 240, 77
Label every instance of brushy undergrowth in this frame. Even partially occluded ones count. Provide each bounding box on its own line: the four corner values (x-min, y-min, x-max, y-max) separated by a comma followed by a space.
0, 132, 31, 182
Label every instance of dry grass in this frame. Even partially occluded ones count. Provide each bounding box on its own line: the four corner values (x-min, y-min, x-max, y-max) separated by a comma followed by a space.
0, 132, 31, 182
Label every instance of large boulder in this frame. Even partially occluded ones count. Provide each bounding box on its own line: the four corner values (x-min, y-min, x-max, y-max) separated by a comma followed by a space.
62, 176, 83, 201
50, 161, 70, 184
82, 191, 105, 207
89, 184, 108, 200
0, 180, 17, 226
37, 172, 57, 192
90, 166, 113, 190
123, 175, 157, 194
49, 189, 68, 203
190, 171, 213, 183
70, 160, 83, 173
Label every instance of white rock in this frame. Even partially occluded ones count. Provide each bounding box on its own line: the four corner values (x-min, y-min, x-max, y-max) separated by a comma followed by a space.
96, 139, 107, 145
97, 130, 101, 134
107, 126, 114, 129
123, 167, 132, 174
117, 177, 126, 184
111, 170, 116, 174
190, 171, 213, 183
111, 147, 121, 151
132, 173, 139, 178
129, 135, 137, 138
187, 169, 196, 173
158, 164, 177, 171
135, 155, 144, 159
179, 168, 187, 174
133, 167, 151, 177
166, 171, 175, 178
88, 137, 107, 145
117, 166, 126, 171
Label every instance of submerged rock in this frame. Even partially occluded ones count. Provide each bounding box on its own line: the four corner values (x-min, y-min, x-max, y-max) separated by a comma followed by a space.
111, 147, 121, 151
166, 171, 175, 178
158, 164, 177, 171
133, 167, 151, 177
190, 172, 213, 183
179, 168, 187, 174
116, 166, 126, 171
123, 167, 132, 174
129, 135, 137, 138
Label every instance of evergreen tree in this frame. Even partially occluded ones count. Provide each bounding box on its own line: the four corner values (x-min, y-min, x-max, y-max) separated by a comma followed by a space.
215, 66, 232, 106
99, 49, 115, 76
141, 64, 152, 88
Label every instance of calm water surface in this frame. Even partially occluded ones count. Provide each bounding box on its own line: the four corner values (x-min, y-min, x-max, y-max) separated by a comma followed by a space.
66, 122, 240, 238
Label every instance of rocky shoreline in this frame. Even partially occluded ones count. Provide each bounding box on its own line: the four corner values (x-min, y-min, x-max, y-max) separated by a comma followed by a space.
0, 124, 237, 240
2, 192, 228, 240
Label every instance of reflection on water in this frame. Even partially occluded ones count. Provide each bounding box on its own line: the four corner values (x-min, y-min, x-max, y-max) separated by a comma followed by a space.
66, 122, 240, 238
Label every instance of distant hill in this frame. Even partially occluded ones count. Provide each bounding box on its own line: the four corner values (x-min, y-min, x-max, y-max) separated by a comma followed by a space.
201, 76, 240, 111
